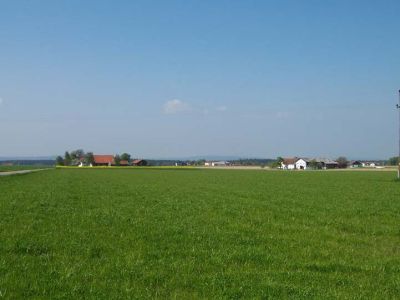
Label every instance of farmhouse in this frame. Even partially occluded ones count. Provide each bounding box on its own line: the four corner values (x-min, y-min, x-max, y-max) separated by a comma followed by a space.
316, 158, 339, 169
281, 158, 297, 170
204, 161, 230, 167
132, 159, 147, 166
295, 158, 310, 170
93, 155, 114, 166
349, 160, 362, 168
361, 161, 378, 168
120, 160, 129, 166
282, 157, 339, 170
213, 161, 230, 167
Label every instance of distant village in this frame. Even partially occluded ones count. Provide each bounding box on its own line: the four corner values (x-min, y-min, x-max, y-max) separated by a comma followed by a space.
204, 157, 384, 169
55, 150, 147, 167
278, 157, 383, 170
51, 150, 389, 169
0, 148, 397, 169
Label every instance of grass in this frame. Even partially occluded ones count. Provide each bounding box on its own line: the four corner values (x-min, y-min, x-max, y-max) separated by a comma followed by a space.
0, 169, 399, 298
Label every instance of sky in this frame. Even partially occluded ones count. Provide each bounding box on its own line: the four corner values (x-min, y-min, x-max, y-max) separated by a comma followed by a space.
0, 0, 399, 159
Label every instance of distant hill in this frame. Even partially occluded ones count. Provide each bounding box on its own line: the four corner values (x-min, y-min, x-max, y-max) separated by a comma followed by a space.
0, 157, 55, 166
147, 158, 274, 166
0, 156, 55, 161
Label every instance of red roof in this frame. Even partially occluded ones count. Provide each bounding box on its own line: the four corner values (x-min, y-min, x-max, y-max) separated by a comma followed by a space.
132, 159, 143, 164
283, 157, 298, 165
93, 155, 114, 164
120, 160, 129, 165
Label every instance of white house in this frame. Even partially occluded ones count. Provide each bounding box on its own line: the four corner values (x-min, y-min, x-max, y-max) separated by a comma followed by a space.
212, 161, 229, 167
205, 161, 230, 167
281, 158, 297, 170
295, 158, 309, 170
281, 157, 339, 170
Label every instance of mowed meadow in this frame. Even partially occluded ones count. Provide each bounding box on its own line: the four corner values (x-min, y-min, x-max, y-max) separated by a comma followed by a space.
0, 169, 399, 299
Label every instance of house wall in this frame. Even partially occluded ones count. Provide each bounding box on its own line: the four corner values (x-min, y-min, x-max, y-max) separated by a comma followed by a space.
281, 162, 295, 170
212, 162, 227, 167
295, 159, 307, 170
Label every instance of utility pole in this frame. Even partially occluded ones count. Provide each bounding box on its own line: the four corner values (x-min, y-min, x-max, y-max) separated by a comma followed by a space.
397, 90, 400, 179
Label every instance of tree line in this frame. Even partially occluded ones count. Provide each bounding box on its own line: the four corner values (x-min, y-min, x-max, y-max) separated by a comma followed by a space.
56, 149, 132, 166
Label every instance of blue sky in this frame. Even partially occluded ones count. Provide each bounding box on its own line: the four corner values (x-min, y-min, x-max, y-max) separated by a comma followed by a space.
0, 0, 399, 159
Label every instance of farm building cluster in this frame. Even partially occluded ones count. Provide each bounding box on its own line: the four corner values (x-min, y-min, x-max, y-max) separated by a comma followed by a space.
281, 158, 380, 170
204, 161, 230, 167
79, 155, 147, 167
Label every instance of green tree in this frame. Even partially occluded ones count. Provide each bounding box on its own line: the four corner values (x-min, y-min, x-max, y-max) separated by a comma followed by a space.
270, 157, 284, 169
196, 159, 206, 166
71, 149, 85, 160
56, 156, 64, 166
114, 154, 121, 166
84, 152, 95, 165
388, 156, 399, 166
120, 153, 131, 162
336, 157, 348, 169
309, 159, 318, 170
64, 151, 71, 166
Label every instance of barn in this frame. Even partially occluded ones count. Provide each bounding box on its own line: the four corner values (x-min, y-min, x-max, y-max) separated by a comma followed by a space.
93, 155, 114, 166
132, 159, 147, 166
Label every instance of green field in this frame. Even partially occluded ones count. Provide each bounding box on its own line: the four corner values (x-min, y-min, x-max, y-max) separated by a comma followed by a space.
0, 169, 399, 298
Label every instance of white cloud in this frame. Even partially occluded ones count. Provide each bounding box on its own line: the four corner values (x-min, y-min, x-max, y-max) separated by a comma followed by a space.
163, 99, 191, 114
216, 105, 227, 112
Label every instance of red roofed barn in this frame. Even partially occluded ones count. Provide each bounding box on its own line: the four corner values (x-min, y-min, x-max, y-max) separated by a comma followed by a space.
93, 155, 114, 166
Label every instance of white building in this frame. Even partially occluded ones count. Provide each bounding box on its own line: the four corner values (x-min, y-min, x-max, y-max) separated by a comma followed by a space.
295, 158, 309, 170
281, 158, 297, 170
205, 161, 230, 167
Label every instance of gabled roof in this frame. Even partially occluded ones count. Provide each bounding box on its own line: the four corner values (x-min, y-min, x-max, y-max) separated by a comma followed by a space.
282, 157, 297, 165
296, 158, 311, 163
120, 160, 129, 165
93, 155, 114, 164
132, 159, 144, 164
314, 158, 338, 164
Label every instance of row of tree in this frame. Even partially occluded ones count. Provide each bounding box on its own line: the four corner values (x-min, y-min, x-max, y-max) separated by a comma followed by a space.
114, 153, 131, 165
387, 156, 400, 166
56, 149, 91, 166
56, 149, 133, 166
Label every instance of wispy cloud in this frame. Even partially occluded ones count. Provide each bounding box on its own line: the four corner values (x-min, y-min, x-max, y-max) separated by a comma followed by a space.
163, 99, 191, 114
